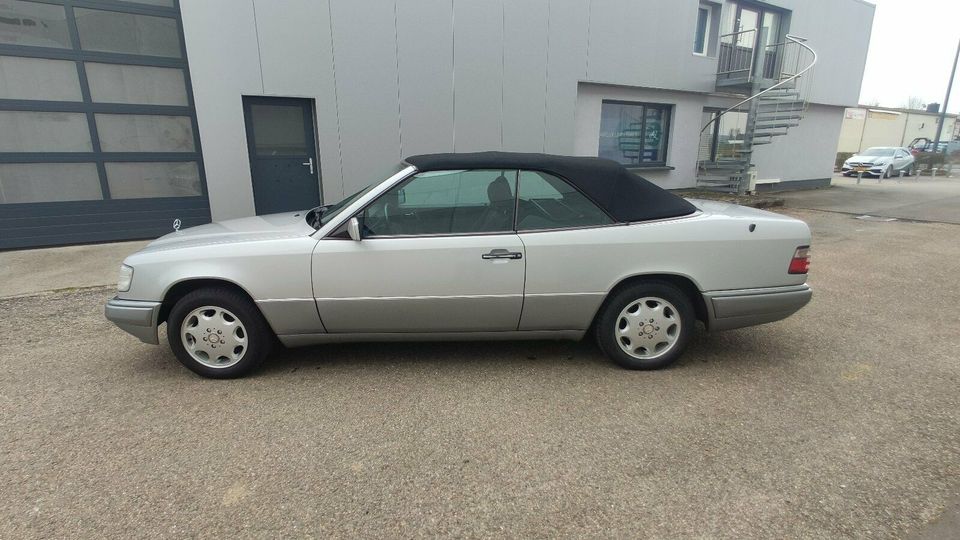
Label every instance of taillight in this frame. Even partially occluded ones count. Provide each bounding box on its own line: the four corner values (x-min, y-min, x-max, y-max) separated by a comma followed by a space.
788, 246, 810, 274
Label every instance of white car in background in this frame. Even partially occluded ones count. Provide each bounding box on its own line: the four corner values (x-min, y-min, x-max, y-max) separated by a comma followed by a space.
842, 147, 915, 178
106, 152, 813, 378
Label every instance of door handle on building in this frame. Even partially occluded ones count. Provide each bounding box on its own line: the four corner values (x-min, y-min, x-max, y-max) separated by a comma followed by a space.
302, 157, 314, 174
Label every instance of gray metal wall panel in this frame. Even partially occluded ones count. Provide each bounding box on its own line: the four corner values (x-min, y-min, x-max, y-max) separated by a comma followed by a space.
773, 0, 874, 107
585, 0, 716, 93
180, 0, 262, 220
396, 0, 455, 158
501, 0, 549, 152
543, 0, 589, 154
253, 0, 343, 200
452, 0, 503, 152
328, 0, 402, 195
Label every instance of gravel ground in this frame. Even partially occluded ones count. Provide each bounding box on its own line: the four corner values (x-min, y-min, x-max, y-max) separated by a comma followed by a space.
1, 208, 958, 538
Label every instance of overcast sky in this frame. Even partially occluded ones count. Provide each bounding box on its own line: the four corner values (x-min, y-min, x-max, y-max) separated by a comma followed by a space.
859, 0, 960, 113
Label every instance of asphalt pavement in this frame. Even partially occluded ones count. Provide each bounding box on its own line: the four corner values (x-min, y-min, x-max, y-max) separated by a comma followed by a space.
777, 175, 960, 224
1, 205, 958, 538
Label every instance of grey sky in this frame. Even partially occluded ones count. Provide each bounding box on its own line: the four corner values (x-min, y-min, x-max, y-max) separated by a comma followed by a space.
859, 0, 960, 113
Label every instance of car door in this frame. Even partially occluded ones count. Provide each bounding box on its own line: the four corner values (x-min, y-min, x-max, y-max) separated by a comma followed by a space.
312, 169, 526, 333
893, 149, 908, 172
512, 170, 619, 331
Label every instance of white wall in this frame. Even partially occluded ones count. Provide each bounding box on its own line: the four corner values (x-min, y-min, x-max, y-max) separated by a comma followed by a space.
751, 103, 844, 183
573, 83, 737, 190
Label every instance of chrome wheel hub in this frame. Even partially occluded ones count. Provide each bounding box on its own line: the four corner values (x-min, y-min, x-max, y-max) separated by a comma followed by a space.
180, 306, 247, 368
615, 297, 681, 360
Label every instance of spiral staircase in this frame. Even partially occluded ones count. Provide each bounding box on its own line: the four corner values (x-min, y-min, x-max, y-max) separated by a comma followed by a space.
696, 33, 818, 193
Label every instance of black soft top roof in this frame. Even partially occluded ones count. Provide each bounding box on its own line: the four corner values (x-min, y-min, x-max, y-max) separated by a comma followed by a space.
405, 152, 696, 223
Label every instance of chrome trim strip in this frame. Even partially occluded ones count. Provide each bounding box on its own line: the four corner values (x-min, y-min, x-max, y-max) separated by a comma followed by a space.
316, 294, 523, 301
704, 284, 811, 297
278, 329, 586, 347
523, 292, 605, 297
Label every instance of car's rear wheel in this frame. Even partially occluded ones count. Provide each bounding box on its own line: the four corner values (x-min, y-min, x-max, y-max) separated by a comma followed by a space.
595, 281, 695, 370
166, 287, 272, 378
905, 165, 914, 176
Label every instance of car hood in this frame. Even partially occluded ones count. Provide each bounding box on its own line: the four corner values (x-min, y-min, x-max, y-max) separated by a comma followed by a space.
847, 154, 890, 163
139, 211, 316, 252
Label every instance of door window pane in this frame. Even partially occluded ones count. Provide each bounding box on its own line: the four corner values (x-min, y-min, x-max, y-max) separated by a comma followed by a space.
517, 171, 612, 231
85, 62, 188, 106
0, 1, 71, 48
249, 104, 308, 156
716, 110, 748, 160
0, 56, 81, 101
74, 8, 182, 58
599, 101, 671, 166
0, 111, 92, 152
362, 170, 517, 236
95, 114, 194, 152
0, 163, 102, 203
105, 161, 201, 198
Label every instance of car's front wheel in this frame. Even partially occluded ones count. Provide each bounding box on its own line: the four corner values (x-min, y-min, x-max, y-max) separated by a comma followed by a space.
166, 287, 272, 378
595, 281, 695, 370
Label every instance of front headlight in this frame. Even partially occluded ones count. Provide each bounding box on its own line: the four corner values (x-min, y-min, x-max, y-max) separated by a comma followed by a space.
117, 264, 134, 292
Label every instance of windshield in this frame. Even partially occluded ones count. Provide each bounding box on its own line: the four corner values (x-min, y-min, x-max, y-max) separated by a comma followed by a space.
861, 148, 896, 157
306, 184, 376, 229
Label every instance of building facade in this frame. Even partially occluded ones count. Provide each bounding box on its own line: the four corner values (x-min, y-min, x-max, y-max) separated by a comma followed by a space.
837, 106, 959, 154
0, 0, 874, 249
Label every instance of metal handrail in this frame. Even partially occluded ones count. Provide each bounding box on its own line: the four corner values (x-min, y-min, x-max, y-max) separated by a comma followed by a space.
699, 34, 818, 137
719, 28, 757, 39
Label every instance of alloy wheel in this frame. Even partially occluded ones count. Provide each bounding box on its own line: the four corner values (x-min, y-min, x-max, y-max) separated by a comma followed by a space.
615, 297, 682, 360
180, 305, 248, 368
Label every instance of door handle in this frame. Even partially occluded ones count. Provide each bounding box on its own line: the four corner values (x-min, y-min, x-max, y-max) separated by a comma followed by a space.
482, 249, 522, 260
302, 157, 314, 174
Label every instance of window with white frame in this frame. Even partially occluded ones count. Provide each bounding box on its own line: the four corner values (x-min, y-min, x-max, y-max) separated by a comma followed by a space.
694, 4, 712, 55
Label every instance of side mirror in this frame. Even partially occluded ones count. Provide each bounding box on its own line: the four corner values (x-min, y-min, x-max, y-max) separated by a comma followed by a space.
347, 217, 361, 241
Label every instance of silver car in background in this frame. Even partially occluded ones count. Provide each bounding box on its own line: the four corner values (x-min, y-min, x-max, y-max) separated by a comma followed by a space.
106, 152, 812, 378
842, 147, 915, 178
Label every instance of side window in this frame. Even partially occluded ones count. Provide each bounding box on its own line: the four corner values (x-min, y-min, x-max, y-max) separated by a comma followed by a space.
516, 171, 614, 231
361, 169, 517, 236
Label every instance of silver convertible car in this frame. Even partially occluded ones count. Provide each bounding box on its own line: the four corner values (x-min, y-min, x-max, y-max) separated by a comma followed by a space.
106, 152, 812, 378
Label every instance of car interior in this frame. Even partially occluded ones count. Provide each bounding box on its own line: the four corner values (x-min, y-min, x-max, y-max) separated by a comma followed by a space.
357, 169, 613, 237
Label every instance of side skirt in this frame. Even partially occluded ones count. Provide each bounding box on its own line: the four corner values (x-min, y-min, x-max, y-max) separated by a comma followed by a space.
277, 330, 586, 348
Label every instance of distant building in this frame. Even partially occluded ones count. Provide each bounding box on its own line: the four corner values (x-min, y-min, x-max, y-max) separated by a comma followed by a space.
837, 106, 959, 154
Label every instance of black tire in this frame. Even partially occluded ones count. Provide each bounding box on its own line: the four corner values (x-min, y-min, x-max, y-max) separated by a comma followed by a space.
884, 166, 892, 179
905, 165, 913, 177
166, 287, 272, 378
594, 281, 696, 370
